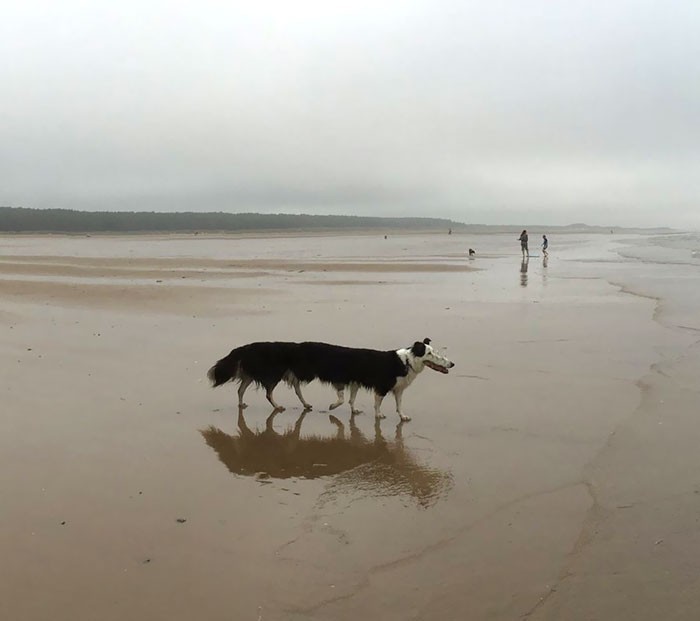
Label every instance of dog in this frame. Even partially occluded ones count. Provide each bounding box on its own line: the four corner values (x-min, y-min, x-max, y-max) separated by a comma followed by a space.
207, 338, 454, 421
469, 248, 476, 256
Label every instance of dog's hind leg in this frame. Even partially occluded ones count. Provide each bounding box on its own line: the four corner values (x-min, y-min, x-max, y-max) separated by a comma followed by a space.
265, 383, 285, 412
237, 377, 252, 409
292, 380, 312, 410
393, 387, 410, 422
329, 383, 345, 410
374, 392, 386, 419
348, 383, 362, 415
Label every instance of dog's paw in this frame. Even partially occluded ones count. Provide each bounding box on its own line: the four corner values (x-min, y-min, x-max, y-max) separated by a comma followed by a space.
239, 403, 248, 409
275, 406, 286, 413
303, 404, 313, 411
399, 414, 412, 422
375, 413, 386, 419
328, 402, 342, 411
351, 408, 363, 415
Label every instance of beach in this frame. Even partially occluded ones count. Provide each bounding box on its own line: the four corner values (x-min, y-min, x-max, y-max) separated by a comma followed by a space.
1, 231, 699, 620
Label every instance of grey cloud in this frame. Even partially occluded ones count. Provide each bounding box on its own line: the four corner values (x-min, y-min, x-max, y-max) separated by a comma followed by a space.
1, 0, 699, 227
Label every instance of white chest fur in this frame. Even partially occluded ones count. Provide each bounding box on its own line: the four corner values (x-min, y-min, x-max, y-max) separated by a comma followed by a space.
394, 349, 421, 392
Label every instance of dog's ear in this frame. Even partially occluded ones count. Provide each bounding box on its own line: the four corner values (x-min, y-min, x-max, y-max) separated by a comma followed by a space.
411, 341, 427, 357
423, 337, 431, 345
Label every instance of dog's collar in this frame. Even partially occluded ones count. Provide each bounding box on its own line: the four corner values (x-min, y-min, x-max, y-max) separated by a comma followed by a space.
398, 349, 419, 375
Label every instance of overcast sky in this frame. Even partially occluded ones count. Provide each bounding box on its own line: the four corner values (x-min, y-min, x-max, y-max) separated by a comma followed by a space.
2, 1, 699, 227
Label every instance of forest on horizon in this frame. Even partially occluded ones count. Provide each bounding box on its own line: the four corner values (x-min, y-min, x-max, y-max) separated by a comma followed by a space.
0, 207, 667, 234
0, 207, 459, 233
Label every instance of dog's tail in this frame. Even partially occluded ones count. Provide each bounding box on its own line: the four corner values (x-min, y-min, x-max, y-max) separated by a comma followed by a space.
207, 349, 242, 387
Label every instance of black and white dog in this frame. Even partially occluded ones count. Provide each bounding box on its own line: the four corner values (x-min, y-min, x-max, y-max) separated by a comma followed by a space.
207, 338, 454, 421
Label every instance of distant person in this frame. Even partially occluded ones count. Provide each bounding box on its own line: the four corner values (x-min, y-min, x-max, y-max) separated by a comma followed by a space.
542, 234, 549, 258
448, 228, 452, 235
468, 248, 476, 257
518, 229, 529, 258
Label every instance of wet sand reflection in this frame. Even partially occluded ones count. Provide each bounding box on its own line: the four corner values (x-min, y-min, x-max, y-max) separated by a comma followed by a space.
520, 257, 529, 287
201, 408, 452, 507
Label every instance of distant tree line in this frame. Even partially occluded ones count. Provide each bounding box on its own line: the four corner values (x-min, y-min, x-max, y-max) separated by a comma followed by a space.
0, 207, 461, 233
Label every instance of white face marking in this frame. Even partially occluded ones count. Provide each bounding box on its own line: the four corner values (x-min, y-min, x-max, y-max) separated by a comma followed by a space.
422, 344, 454, 373
398, 343, 455, 376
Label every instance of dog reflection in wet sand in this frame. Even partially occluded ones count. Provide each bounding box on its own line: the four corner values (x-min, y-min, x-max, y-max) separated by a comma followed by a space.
201, 409, 452, 507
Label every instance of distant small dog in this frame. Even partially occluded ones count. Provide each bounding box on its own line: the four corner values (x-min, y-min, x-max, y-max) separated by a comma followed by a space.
207, 338, 455, 421
469, 248, 476, 256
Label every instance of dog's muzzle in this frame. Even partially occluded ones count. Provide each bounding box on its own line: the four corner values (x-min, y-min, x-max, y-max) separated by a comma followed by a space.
425, 360, 454, 374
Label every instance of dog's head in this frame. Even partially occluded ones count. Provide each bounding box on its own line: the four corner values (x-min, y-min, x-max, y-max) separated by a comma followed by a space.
409, 337, 455, 374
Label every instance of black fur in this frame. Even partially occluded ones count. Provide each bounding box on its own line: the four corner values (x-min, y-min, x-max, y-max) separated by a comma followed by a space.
208, 341, 411, 398
411, 341, 426, 357
298, 342, 408, 396
208, 342, 299, 392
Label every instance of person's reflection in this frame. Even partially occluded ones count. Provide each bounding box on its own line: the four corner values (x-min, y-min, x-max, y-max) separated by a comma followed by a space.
200, 408, 452, 507
542, 254, 548, 285
520, 257, 529, 287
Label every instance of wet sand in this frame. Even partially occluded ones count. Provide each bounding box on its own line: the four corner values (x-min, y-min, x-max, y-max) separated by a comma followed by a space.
1, 232, 699, 620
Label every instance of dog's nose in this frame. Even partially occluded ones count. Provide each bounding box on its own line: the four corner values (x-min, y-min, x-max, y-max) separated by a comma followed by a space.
450, 362, 455, 367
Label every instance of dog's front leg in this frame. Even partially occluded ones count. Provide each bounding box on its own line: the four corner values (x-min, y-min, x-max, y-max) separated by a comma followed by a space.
374, 393, 386, 419
393, 388, 410, 422
265, 385, 285, 412
292, 380, 312, 410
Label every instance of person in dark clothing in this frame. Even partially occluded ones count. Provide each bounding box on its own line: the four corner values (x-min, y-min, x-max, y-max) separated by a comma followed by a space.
542, 234, 549, 258
518, 230, 529, 258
